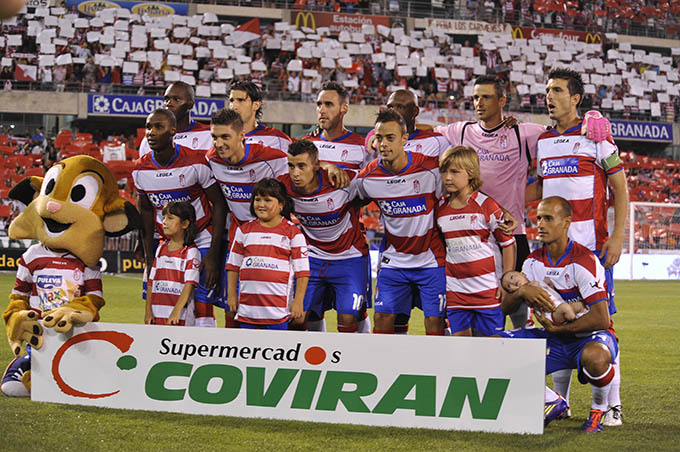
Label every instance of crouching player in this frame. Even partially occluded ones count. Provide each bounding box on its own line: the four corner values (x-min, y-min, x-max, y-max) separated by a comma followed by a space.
281, 140, 370, 333
357, 110, 446, 335
499, 196, 618, 433
436, 146, 516, 336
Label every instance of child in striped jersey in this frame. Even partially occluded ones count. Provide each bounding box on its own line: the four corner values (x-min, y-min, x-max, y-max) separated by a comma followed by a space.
145, 201, 201, 326
436, 146, 516, 336
226, 178, 309, 329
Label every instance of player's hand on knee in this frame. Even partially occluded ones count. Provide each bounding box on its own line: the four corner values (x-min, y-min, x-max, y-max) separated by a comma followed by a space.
6, 310, 43, 355
43, 307, 94, 333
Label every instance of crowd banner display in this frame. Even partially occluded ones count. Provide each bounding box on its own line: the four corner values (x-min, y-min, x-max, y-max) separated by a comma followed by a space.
88, 94, 225, 120
32, 323, 546, 434
65, 0, 188, 17
413, 18, 511, 35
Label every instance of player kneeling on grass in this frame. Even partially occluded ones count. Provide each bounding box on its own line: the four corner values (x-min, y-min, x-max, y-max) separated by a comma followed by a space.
145, 201, 201, 326
498, 196, 618, 433
501, 270, 586, 325
226, 178, 309, 330
436, 146, 516, 336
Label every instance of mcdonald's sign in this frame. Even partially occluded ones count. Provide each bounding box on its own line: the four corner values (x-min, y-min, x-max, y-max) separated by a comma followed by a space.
511, 26, 602, 44
295, 11, 316, 30
293, 11, 389, 35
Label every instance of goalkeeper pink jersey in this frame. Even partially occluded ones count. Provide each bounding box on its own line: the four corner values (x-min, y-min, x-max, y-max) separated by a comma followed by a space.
435, 121, 547, 234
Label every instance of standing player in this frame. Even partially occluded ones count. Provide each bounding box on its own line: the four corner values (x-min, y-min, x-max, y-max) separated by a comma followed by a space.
138, 82, 212, 158
205, 108, 288, 327
531, 68, 629, 426
133, 109, 227, 328
357, 110, 446, 335
500, 197, 619, 433
304, 81, 370, 173
228, 80, 293, 152
433, 75, 611, 328
281, 140, 370, 333
301, 81, 371, 332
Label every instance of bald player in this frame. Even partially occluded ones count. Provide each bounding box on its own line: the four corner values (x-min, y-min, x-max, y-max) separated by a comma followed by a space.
138, 82, 213, 158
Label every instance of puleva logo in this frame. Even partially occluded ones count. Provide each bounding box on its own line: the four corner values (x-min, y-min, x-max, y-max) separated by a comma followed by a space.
52, 331, 136, 399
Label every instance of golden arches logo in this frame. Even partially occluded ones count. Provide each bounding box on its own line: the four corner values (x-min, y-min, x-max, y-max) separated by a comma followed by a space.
511, 27, 524, 39
295, 11, 316, 30
585, 33, 602, 44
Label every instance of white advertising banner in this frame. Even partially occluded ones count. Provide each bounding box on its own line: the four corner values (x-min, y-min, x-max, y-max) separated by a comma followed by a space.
32, 323, 545, 434
613, 253, 680, 280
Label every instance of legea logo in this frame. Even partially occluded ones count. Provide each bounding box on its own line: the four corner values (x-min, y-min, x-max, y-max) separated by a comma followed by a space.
52, 331, 136, 399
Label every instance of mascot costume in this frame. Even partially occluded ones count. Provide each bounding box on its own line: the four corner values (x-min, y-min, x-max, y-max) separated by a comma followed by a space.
1, 155, 141, 397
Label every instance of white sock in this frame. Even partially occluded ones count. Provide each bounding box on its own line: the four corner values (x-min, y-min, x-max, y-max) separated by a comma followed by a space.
552, 369, 573, 405
307, 319, 327, 332
194, 317, 216, 328
545, 386, 560, 403
584, 365, 613, 411
608, 353, 621, 407
357, 316, 371, 334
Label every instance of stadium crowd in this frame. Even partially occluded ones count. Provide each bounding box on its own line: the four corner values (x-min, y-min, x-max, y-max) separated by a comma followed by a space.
2, 6, 680, 119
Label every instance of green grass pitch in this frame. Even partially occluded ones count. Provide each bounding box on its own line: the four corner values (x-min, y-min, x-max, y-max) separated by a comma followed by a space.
0, 272, 678, 451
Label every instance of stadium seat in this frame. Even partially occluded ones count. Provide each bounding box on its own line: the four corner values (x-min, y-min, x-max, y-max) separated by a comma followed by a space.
0, 146, 14, 156
74, 133, 93, 143
24, 167, 43, 177
0, 188, 9, 199
0, 135, 8, 146
0, 204, 11, 218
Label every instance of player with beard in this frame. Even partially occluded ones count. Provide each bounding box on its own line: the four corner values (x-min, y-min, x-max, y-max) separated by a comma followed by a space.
301, 81, 371, 333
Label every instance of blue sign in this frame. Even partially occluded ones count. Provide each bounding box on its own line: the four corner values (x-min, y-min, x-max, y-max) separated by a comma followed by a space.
66, 0, 188, 17
88, 94, 225, 120
610, 120, 674, 143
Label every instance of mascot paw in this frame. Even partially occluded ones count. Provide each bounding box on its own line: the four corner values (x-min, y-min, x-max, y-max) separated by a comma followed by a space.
1, 355, 31, 397
6, 310, 43, 356
43, 307, 94, 333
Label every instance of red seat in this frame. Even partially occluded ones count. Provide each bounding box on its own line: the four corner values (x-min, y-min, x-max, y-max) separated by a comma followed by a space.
0, 134, 8, 146
0, 204, 11, 217
25, 167, 43, 177
74, 133, 93, 143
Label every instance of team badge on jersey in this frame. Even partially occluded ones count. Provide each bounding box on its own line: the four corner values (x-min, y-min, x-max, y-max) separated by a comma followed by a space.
572, 142, 581, 154
179, 174, 186, 186
341, 149, 348, 162
192, 137, 199, 148
327, 198, 335, 211
72, 268, 82, 282
413, 180, 421, 193
500, 135, 508, 149
249, 169, 256, 181
416, 144, 422, 152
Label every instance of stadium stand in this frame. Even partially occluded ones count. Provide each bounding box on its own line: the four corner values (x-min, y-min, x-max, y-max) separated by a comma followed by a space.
0, 2, 679, 242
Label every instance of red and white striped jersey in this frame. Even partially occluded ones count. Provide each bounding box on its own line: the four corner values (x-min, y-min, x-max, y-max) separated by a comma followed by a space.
279, 169, 368, 260
436, 192, 515, 309
435, 121, 546, 235
12, 244, 102, 312
405, 129, 451, 158
537, 123, 624, 251
226, 219, 310, 325
523, 240, 609, 336
303, 131, 370, 172
357, 152, 445, 269
139, 120, 212, 158
245, 124, 293, 153
148, 240, 201, 325
133, 144, 217, 248
205, 143, 288, 228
